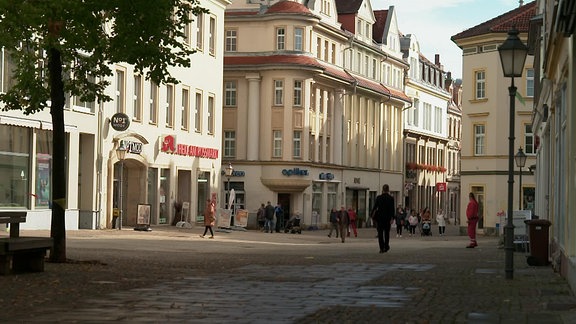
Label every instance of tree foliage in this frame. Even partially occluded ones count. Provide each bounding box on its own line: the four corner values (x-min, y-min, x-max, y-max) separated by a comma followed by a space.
0, 0, 208, 262
0, 0, 208, 114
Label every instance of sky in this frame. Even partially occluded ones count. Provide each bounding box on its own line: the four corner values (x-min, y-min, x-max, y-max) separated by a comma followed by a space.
372, 0, 527, 79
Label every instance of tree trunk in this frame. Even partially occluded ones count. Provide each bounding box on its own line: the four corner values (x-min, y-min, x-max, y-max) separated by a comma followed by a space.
48, 46, 67, 262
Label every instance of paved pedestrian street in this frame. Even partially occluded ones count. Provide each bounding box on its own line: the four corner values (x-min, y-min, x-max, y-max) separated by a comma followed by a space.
3, 226, 576, 323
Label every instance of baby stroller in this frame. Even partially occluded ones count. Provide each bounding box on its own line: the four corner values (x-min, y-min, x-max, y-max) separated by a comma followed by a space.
284, 215, 302, 234
421, 220, 432, 236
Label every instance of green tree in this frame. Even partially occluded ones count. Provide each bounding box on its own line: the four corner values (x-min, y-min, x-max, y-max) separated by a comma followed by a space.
0, 0, 208, 262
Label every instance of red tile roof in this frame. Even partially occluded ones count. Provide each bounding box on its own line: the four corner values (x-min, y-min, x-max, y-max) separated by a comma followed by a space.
451, 1, 536, 41
266, 1, 312, 15
372, 9, 389, 43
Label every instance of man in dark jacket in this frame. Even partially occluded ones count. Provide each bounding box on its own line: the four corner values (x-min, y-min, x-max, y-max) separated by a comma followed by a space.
264, 201, 275, 233
372, 184, 395, 253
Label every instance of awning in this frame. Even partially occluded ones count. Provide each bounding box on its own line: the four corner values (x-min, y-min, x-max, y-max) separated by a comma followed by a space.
40, 121, 78, 133
0, 115, 41, 128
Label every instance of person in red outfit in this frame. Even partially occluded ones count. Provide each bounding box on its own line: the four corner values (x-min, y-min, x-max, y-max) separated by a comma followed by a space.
347, 207, 358, 237
466, 192, 479, 248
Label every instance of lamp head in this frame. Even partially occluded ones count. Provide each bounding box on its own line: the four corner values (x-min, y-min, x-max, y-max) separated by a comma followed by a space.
515, 147, 527, 168
498, 28, 528, 78
224, 162, 234, 177
116, 140, 127, 160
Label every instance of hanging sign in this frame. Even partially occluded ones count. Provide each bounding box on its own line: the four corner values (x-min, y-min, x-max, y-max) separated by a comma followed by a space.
110, 113, 130, 131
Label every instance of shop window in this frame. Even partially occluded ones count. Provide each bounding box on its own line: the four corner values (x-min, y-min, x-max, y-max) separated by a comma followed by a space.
35, 130, 52, 209
0, 125, 30, 208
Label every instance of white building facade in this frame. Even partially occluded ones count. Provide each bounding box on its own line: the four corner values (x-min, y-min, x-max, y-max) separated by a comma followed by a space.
0, 0, 229, 230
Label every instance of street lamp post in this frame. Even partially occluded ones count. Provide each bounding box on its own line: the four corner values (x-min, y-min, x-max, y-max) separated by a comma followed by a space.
515, 147, 527, 209
116, 141, 127, 230
498, 28, 528, 280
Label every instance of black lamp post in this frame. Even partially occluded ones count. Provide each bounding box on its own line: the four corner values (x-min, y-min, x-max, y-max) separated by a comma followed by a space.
498, 28, 528, 280
116, 140, 127, 230
515, 147, 527, 209
224, 163, 234, 226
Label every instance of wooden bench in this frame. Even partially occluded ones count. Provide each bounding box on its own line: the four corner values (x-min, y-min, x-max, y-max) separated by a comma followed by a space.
0, 212, 53, 275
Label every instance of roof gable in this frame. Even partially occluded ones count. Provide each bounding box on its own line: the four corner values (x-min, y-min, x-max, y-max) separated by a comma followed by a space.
451, 1, 536, 41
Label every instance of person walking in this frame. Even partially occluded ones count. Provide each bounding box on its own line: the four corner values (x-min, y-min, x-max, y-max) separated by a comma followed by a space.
200, 199, 215, 239
436, 208, 446, 236
466, 192, 480, 248
338, 206, 350, 243
371, 184, 395, 253
264, 201, 275, 233
327, 208, 339, 238
395, 205, 405, 237
347, 207, 358, 237
257, 203, 266, 231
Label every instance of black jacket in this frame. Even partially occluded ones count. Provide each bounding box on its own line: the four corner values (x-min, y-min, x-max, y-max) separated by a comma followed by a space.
373, 193, 395, 223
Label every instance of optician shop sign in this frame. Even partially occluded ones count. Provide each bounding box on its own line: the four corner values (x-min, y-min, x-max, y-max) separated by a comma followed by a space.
160, 135, 219, 159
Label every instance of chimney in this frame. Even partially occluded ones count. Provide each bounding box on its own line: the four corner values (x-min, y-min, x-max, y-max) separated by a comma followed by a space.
435, 54, 440, 66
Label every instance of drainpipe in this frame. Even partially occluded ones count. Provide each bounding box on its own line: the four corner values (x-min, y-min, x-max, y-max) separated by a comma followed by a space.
96, 101, 104, 229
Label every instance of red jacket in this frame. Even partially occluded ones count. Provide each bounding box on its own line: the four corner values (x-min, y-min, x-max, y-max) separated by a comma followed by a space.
466, 199, 479, 221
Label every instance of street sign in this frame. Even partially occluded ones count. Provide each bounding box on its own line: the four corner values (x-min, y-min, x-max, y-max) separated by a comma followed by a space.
436, 182, 447, 192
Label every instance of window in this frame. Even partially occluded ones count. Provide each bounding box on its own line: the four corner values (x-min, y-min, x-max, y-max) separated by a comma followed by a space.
413, 99, 419, 127
331, 43, 336, 63
273, 130, 282, 157
364, 55, 369, 76
274, 80, 283, 106
1, 49, 18, 93
356, 52, 361, 72
294, 27, 303, 51
475, 70, 486, 99
324, 40, 329, 61
196, 13, 204, 51
194, 91, 202, 132
423, 103, 432, 131
474, 124, 485, 155
133, 74, 142, 121
526, 68, 534, 97
293, 80, 302, 106
0, 125, 30, 208
149, 81, 158, 124
293, 131, 302, 158
36, 129, 52, 209
183, 13, 192, 46
181, 87, 190, 130
209, 16, 216, 56
524, 124, 534, 154
434, 106, 442, 133
115, 70, 126, 113
276, 27, 285, 50
166, 84, 174, 127
225, 29, 237, 52
224, 131, 236, 158
73, 70, 96, 113
372, 58, 377, 79
207, 95, 214, 135
224, 81, 237, 107
316, 37, 321, 59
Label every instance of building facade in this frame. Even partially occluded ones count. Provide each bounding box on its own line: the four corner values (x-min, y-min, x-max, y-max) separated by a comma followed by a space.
529, 0, 576, 291
400, 31, 455, 220
222, 0, 411, 228
451, 2, 537, 234
0, 0, 229, 230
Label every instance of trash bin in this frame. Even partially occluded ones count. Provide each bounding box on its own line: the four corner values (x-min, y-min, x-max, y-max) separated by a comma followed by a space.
526, 219, 552, 266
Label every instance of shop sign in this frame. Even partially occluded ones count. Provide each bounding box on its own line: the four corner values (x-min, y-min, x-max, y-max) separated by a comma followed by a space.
220, 170, 246, 177
436, 182, 447, 192
319, 172, 335, 180
110, 113, 130, 131
282, 168, 309, 176
123, 140, 143, 154
160, 135, 219, 159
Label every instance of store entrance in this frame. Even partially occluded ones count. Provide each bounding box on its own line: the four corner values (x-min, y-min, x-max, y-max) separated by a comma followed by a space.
277, 193, 291, 230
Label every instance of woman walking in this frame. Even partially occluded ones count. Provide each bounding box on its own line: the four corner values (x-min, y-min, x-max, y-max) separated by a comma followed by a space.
466, 193, 479, 248
200, 199, 216, 239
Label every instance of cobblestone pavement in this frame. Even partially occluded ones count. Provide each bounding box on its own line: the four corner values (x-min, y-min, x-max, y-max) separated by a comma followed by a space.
2, 225, 576, 323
